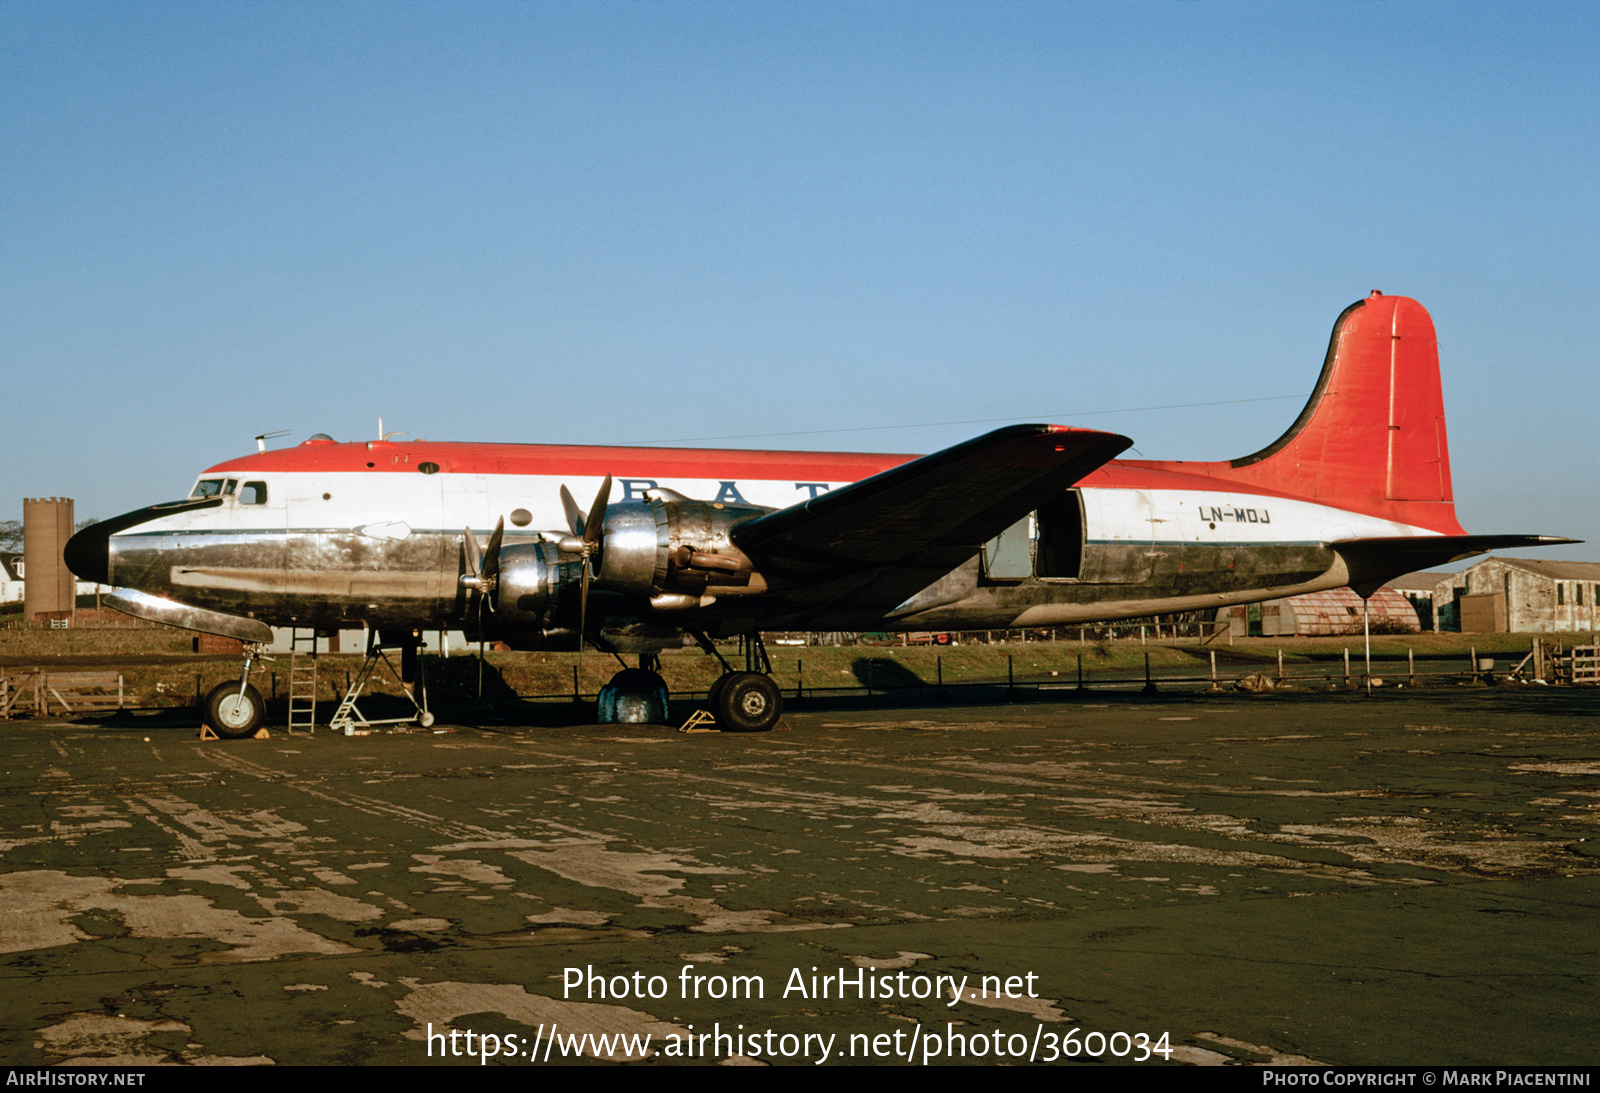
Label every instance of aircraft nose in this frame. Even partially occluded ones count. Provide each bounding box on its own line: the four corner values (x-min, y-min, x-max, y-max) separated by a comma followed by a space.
64, 520, 113, 585
63, 497, 225, 587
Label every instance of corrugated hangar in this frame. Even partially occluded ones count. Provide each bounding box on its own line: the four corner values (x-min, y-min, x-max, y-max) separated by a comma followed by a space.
1216, 587, 1420, 638
1389, 557, 1600, 633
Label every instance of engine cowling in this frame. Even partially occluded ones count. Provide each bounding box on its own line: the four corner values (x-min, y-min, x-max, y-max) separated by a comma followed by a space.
491, 541, 584, 638
595, 495, 773, 604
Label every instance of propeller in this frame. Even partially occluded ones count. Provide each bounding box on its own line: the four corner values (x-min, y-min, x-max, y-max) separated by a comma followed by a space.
461, 516, 505, 607
572, 477, 611, 646
551, 476, 611, 682
461, 516, 504, 697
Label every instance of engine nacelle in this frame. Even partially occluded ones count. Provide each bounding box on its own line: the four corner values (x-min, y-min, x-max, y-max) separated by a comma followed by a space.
493, 541, 584, 637
596, 496, 772, 601
483, 540, 701, 652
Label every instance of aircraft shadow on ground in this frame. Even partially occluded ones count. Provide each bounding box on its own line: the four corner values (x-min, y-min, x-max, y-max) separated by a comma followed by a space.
850, 656, 928, 691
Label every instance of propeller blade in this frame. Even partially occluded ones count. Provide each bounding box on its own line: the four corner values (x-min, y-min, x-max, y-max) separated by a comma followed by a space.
559, 485, 585, 537
482, 517, 505, 587
462, 526, 483, 579
579, 554, 591, 641
583, 476, 612, 550
552, 475, 612, 669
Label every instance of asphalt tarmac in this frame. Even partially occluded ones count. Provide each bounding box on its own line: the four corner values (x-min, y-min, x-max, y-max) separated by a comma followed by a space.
2, 686, 1596, 1067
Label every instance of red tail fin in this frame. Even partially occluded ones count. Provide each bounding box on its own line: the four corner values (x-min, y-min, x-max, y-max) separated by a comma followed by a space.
1217, 292, 1464, 534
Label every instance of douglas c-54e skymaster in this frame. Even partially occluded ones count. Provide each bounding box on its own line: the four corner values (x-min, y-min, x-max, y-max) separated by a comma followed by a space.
66, 292, 1572, 736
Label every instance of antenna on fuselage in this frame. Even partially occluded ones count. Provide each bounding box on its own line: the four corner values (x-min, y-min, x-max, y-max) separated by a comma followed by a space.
254, 430, 291, 453
378, 416, 407, 443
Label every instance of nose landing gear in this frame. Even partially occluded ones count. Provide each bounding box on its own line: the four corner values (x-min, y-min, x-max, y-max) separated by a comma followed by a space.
203, 680, 266, 738
201, 643, 271, 739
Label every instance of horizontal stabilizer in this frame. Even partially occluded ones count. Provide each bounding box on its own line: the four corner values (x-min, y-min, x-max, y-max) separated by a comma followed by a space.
1334, 535, 1581, 597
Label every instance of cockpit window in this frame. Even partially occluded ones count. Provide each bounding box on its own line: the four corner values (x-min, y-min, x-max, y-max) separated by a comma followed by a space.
240, 481, 267, 505
191, 479, 226, 498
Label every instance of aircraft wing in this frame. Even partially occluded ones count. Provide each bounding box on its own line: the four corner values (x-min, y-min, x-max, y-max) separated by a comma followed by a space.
730, 424, 1132, 619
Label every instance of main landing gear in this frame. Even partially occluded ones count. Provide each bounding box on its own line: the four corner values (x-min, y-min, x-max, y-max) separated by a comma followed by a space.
596, 634, 785, 732
697, 632, 784, 733
710, 671, 783, 732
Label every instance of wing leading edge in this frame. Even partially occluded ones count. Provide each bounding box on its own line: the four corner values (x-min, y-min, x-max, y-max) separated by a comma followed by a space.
729, 424, 1133, 618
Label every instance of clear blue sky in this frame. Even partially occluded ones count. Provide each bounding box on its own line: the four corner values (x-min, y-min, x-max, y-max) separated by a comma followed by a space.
3, 1, 1595, 561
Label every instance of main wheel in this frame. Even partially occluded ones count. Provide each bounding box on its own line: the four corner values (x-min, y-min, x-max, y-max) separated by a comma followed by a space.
598, 668, 670, 724
714, 672, 782, 733
204, 681, 265, 739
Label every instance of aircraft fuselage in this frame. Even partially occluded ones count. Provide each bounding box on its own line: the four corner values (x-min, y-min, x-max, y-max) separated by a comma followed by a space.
90, 438, 1427, 644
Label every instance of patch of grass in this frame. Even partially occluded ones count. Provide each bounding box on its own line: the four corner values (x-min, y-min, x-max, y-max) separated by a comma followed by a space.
4, 630, 1591, 714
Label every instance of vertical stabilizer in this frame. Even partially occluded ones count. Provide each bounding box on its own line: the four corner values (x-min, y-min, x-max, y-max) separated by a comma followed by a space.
1217, 292, 1463, 534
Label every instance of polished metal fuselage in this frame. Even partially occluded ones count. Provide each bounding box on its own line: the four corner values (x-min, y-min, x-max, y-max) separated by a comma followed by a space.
98, 463, 1398, 646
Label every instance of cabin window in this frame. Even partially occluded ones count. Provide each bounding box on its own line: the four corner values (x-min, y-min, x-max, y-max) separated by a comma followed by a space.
240, 482, 268, 505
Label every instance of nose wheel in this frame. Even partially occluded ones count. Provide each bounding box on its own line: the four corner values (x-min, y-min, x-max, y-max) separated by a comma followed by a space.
203, 681, 265, 739
201, 642, 272, 739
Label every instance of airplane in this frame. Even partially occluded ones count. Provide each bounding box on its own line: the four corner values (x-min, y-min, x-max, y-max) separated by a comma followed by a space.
65, 292, 1572, 737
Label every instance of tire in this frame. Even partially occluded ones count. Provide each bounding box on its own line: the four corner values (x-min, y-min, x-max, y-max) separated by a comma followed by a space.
714, 672, 782, 733
707, 672, 731, 710
598, 668, 670, 724
204, 681, 264, 739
